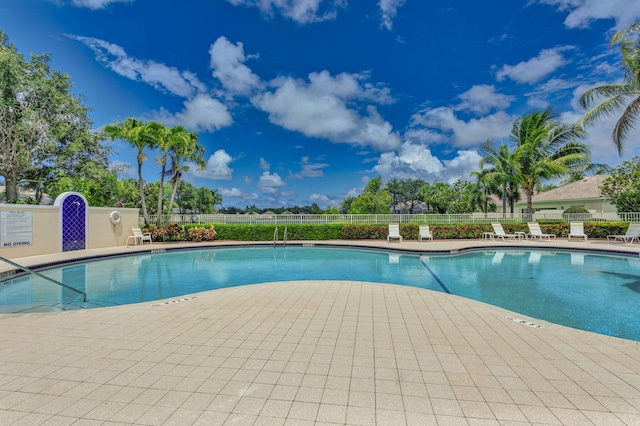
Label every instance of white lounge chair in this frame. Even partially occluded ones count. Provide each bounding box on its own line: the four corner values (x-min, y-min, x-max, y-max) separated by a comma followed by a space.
568, 222, 587, 242
387, 223, 403, 243
607, 223, 640, 244
419, 224, 433, 242
491, 223, 521, 241
527, 222, 556, 240
127, 227, 152, 246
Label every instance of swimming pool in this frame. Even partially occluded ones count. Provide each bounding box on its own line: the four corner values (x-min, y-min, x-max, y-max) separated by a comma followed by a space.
1, 246, 639, 341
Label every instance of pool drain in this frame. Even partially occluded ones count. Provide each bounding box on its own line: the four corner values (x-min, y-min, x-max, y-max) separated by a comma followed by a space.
152, 296, 199, 307
505, 315, 544, 329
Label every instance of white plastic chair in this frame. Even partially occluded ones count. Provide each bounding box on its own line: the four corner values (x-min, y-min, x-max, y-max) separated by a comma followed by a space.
568, 222, 587, 242
491, 223, 521, 241
607, 223, 640, 244
527, 222, 556, 240
419, 225, 433, 242
127, 227, 152, 246
387, 223, 403, 243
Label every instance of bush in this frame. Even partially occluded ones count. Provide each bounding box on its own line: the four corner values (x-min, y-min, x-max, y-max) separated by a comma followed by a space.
144, 224, 186, 241
563, 206, 592, 221
213, 224, 343, 241
141, 221, 632, 241
186, 226, 217, 242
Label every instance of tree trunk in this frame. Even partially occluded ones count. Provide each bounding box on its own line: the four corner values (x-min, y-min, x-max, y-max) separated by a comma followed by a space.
168, 177, 180, 216
138, 162, 150, 227
3, 176, 19, 202
157, 161, 166, 225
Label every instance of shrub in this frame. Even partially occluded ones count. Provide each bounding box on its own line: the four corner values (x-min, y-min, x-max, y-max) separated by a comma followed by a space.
563, 206, 592, 221
141, 221, 631, 241
186, 226, 217, 242
143, 223, 186, 242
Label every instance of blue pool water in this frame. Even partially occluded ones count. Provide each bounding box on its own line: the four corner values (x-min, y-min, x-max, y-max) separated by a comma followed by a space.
1, 247, 639, 341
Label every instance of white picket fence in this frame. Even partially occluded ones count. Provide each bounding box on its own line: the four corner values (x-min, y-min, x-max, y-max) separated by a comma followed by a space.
142, 212, 640, 226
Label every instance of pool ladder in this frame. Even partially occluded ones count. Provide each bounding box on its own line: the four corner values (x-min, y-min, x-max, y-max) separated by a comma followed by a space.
273, 227, 287, 247
0, 255, 88, 302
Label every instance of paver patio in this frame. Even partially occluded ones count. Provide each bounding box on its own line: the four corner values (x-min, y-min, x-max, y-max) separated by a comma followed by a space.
1, 239, 639, 425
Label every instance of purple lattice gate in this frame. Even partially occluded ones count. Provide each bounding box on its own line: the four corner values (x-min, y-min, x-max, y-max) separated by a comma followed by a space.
54, 192, 88, 252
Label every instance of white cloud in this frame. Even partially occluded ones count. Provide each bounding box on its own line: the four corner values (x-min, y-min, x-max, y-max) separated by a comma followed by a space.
68, 35, 201, 97
259, 158, 270, 171
225, 0, 347, 24
68, 0, 130, 9
410, 107, 514, 147
154, 94, 233, 132
379, 0, 406, 31
537, 0, 640, 30
219, 187, 259, 199
209, 37, 261, 96
257, 171, 287, 194
253, 70, 401, 151
373, 142, 482, 183
189, 150, 234, 180
309, 193, 336, 208
456, 85, 515, 115
290, 157, 329, 179
496, 46, 573, 84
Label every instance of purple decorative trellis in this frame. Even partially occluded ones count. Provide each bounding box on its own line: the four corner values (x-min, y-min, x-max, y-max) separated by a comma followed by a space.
60, 193, 87, 252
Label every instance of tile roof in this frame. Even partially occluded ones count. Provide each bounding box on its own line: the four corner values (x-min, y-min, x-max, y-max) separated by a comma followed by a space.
530, 174, 610, 202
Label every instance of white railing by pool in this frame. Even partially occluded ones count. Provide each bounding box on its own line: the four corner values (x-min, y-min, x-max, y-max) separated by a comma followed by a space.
141, 212, 640, 226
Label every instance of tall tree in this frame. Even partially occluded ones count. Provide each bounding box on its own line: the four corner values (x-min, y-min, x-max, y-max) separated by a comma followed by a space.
420, 182, 454, 214
400, 178, 427, 214
600, 156, 640, 212
348, 176, 392, 214
578, 22, 640, 155
470, 169, 497, 214
479, 140, 519, 214
511, 109, 591, 216
166, 127, 205, 214
104, 118, 154, 225
140, 121, 173, 221
385, 178, 402, 213
0, 30, 104, 202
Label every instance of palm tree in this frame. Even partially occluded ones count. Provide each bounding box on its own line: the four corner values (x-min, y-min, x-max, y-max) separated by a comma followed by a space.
511, 109, 591, 216
103, 118, 154, 226
140, 121, 173, 223
479, 140, 519, 215
385, 177, 402, 213
578, 22, 640, 155
470, 169, 497, 214
166, 127, 205, 214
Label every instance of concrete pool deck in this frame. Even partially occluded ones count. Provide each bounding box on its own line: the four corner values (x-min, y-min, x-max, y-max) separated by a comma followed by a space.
1, 239, 640, 425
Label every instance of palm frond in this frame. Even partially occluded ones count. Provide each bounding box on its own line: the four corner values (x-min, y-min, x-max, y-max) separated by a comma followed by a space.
577, 94, 635, 129
579, 84, 635, 109
612, 95, 640, 154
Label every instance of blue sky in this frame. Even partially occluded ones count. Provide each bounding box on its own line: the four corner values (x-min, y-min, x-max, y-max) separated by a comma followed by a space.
3, 0, 640, 209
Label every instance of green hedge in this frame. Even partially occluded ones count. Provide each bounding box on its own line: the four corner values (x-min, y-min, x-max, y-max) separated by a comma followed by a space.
143, 222, 636, 242
212, 224, 344, 241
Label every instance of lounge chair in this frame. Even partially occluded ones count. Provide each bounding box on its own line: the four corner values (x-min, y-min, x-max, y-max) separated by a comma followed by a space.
418, 224, 433, 242
387, 223, 403, 243
127, 227, 152, 246
527, 222, 556, 240
607, 223, 640, 244
568, 222, 587, 242
491, 223, 522, 241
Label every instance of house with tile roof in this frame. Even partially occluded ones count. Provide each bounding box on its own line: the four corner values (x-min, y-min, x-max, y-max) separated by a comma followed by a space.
513, 174, 615, 216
